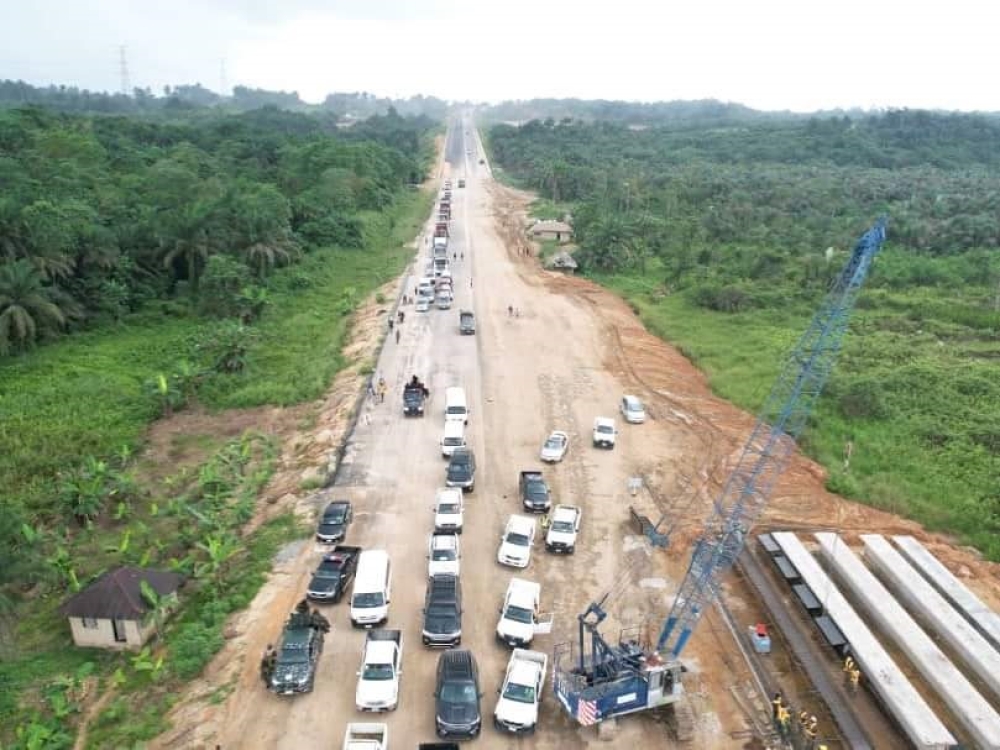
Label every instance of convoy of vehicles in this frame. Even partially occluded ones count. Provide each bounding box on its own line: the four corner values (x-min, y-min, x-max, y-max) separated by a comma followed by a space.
288, 166, 636, 741
356, 630, 403, 711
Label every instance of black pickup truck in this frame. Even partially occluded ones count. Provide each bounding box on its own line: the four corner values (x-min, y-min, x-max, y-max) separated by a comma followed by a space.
403, 381, 430, 416
306, 545, 361, 603
269, 611, 327, 695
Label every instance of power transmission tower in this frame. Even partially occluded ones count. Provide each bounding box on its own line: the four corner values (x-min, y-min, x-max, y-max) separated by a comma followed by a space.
119, 45, 131, 96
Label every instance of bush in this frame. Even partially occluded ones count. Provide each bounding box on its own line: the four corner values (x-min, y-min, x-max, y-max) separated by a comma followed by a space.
689, 283, 756, 313
198, 256, 252, 319
169, 621, 224, 680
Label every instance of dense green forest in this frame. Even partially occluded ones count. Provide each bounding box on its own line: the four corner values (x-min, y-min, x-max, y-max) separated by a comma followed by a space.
489, 111, 1000, 560
0, 78, 451, 119
0, 101, 436, 748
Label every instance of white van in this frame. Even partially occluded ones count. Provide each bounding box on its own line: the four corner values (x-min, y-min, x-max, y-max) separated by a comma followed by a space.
440, 420, 466, 457
350, 550, 391, 628
444, 387, 469, 425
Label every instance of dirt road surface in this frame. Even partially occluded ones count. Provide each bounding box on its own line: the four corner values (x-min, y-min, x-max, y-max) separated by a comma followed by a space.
151, 117, 1000, 750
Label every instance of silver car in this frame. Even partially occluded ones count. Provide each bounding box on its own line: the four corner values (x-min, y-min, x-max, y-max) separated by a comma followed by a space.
620, 395, 646, 424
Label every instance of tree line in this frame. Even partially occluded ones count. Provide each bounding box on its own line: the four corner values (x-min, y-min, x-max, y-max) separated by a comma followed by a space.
0, 104, 435, 355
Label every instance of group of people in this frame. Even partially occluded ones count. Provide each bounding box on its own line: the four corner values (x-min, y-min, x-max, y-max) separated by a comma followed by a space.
770, 692, 827, 749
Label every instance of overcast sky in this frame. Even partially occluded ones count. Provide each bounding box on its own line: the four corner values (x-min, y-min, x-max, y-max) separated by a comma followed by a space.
1, 0, 996, 112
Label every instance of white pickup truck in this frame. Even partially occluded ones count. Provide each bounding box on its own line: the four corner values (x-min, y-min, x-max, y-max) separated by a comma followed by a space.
493, 648, 547, 734
545, 504, 582, 554
356, 630, 402, 712
495, 578, 553, 648
343, 723, 388, 750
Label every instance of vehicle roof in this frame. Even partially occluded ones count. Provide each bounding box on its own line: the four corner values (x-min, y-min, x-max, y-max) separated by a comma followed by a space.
365, 640, 398, 662
506, 578, 540, 605
506, 515, 535, 534
439, 649, 476, 679
324, 500, 350, 513
623, 394, 642, 406
431, 534, 458, 550
508, 659, 541, 684
442, 420, 464, 437
436, 487, 463, 504
551, 505, 579, 521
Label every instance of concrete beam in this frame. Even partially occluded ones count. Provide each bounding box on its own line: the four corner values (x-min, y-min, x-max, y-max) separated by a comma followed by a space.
893, 534, 1000, 652
771, 532, 955, 750
862, 535, 1000, 702
816, 532, 1000, 750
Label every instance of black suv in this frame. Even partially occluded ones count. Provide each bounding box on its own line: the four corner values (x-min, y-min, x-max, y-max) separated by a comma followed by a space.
434, 649, 482, 739
422, 574, 463, 647
445, 448, 476, 493
316, 500, 352, 543
519, 471, 551, 512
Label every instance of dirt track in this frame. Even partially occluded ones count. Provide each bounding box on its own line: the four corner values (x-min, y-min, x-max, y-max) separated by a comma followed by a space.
148, 118, 1000, 750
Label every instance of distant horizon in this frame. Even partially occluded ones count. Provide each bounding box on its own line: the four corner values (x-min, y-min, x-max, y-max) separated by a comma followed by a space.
3, 0, 998, 115
6, 76, 1000, 117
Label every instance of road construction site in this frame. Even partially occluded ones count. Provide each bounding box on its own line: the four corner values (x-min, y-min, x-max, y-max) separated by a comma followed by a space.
150, 118, 1000, 750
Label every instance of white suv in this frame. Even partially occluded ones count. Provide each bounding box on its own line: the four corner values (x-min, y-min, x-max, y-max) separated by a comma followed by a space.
428, 533, 461, 577
433, 488, 464, 534
592, 417, 617, 449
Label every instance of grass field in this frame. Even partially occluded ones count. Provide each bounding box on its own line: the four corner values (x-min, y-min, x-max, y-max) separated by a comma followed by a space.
595, 262, 1000, 561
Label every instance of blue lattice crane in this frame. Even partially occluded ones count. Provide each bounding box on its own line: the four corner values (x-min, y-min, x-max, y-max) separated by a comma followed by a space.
553, 219, 888, 728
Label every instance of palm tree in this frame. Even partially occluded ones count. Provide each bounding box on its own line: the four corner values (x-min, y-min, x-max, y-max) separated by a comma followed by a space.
0, 259, 66, 354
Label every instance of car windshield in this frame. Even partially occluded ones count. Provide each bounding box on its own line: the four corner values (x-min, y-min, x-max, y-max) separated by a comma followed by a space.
323, 508, 346, 523
438, 503, 460, 514
315, 568, 341, 579
545, 437, 561, 449
502, 682, 536, 704
278, 647, 309, 665
444, 437, 463, 445
432, 548, 456, 560
363, 663, 394, 681
353, 592, 385, 608
440, 681, 478, 702
552, 521, 575, 533
505, 605, 533, 624
597, 424, 614, 433
506, 532, 530, 546
427, 605, 457, 618
447, 406, 465, 415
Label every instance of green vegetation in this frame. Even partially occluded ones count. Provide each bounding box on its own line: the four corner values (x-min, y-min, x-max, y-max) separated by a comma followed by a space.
0, 96, 436, 747
490, 112, 1000, 560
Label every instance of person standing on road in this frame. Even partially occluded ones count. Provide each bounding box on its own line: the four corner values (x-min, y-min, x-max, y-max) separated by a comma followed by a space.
508, 304, 513, 317
395, 328, 401, 344
377, 379, 387, 404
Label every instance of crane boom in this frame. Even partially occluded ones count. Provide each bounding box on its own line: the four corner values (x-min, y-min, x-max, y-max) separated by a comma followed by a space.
659, 217, 887, 657
552, 218, 888, 728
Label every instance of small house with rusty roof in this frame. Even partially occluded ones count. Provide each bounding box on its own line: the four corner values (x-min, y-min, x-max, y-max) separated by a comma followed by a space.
59, 567, 183, 650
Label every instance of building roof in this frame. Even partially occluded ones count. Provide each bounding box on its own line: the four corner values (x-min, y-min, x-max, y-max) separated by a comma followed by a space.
531, 220, 573, 234
59, 567, 183, 620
